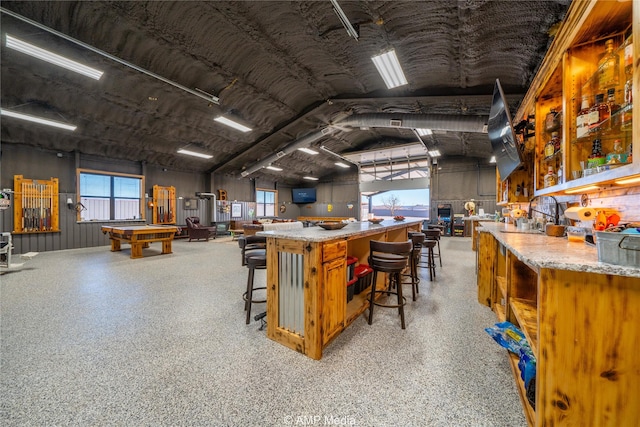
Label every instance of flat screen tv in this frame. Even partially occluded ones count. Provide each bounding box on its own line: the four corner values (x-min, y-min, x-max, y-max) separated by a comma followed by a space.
292, 188, 316, 204
488, 78, 523, 182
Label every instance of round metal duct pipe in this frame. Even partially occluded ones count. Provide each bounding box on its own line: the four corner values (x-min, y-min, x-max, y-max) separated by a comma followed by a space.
335, 113, 488, 133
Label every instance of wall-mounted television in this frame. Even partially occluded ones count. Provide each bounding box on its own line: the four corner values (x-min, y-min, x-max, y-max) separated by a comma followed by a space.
292, 188, 316, 204
488, 78, 523, 182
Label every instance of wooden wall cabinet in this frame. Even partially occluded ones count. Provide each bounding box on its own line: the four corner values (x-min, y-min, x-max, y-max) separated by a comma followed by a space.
151, 185, 176, 224
524, 0, 638, 196
13, 175, 60, 233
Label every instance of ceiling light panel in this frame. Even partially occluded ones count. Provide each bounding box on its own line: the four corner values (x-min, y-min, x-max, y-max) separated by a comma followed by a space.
335, 162, 350, 168
416, 128, 432, 136
5, 34, 104, 80
303, 176, 319, 181
1, 109, 77, 131
298, 147, 319, 155
371, 50, 408, 89
266, 165, 283, 171
177, 149, 213, 159
214, 116, 252, 132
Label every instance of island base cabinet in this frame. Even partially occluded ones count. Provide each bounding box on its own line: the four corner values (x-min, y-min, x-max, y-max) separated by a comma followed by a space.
537, 269, 640, 426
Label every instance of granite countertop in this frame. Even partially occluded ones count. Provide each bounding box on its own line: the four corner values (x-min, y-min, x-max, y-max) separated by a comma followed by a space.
257, 218, 423, 242
478, 222, 640, 278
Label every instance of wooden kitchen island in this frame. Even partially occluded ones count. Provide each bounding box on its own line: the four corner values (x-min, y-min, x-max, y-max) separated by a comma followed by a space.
477, 222, 640, 426
258, 219, 422, 360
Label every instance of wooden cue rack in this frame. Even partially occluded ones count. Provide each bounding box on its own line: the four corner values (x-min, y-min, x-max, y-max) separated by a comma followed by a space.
13, 175, 60, 233
151, 185, 176, 224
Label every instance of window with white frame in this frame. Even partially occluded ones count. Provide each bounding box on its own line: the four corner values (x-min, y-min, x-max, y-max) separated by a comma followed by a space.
77, 169, 144, 221
256, 189, 277, 217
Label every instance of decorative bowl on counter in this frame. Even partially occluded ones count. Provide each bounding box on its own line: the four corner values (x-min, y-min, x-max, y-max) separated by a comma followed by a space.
393, 216, 405, 221
368, 218, 384, 224
317, 221, 347, 230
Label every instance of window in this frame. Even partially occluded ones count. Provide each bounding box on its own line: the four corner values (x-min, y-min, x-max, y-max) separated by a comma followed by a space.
362, 189, 430, 220
256, 189, 277, 217
77, 169, 144, 221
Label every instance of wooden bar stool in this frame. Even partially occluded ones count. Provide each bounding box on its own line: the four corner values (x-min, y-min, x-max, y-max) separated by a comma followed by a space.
418, 238, 437, 281
367, 240, 412, 329
244, 253, 267, 324
241, 235, 266, 266
402, 232, 424, 301
424, 227, 442, 267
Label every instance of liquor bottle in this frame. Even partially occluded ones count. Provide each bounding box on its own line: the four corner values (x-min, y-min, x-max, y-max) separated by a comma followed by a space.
606, 88, 620, 129
576, 96, 591, 139
588, 93, 610, 132
544, 133, 556, 158
621, 35, 633, 130
552, 131, 561, 152
598, 39, 619, 91
544, 166, 557, 188
587, 138, 605, 170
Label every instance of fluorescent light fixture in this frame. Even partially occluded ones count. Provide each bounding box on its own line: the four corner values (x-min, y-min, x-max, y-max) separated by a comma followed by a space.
266, 165, 283, 171
564, 185, 599, 194
303, 176, 319, 181
428, 149, 441, 157
5, 34, 103, 80
177, 149, 213, 159
415, 128, 432, 136
371, 50, 408, 89
335, 162, 350, 168
214, 116, 252, 133
614, 175, 640, 185
298, 147, 319, 155
490, 156, 496, 163
330, 0, 359, 41
1, 108, 77, 131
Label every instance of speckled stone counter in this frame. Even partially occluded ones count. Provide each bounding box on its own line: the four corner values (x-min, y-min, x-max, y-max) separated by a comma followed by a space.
478, 222, 640, 278
258, 218, 424, 242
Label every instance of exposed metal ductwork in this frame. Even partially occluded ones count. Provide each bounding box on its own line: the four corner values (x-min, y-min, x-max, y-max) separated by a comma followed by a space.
240, 113, 489, 178
334, 113, 488, 134
240, 127, 337, 177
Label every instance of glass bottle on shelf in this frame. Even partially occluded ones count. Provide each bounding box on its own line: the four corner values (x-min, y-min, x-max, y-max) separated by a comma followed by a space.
598, 39, 619, 91
576, 96, 591, 139
544, 133, 557, 158
544, 165, 557, 188
606, 88, 620, 129
588, 93, 610, 133
621, 35, 633, 131
545, 108, 561, 133
587, 138, 605, 170
553, 131, 561, 152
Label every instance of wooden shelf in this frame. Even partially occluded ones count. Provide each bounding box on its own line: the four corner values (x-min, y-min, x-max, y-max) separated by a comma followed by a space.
507, 351, 536, 426
346, 291, 370, 325
510, 298, 538, 356
494, 302, 506, 322
496, 276, 507, 299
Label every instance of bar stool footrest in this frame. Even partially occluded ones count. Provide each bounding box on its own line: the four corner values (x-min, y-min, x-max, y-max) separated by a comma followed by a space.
368, 290, 407, 308
243, 287, 267, 304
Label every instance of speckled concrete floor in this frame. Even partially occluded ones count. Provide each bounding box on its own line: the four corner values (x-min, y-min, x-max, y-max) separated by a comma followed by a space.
1, 236, 526, 426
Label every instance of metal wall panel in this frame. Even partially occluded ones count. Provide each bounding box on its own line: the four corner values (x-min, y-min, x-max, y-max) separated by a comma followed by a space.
278, 251, 305, 335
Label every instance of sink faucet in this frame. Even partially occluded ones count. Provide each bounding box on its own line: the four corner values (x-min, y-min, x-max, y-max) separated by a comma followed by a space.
527, 195, 560, 225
